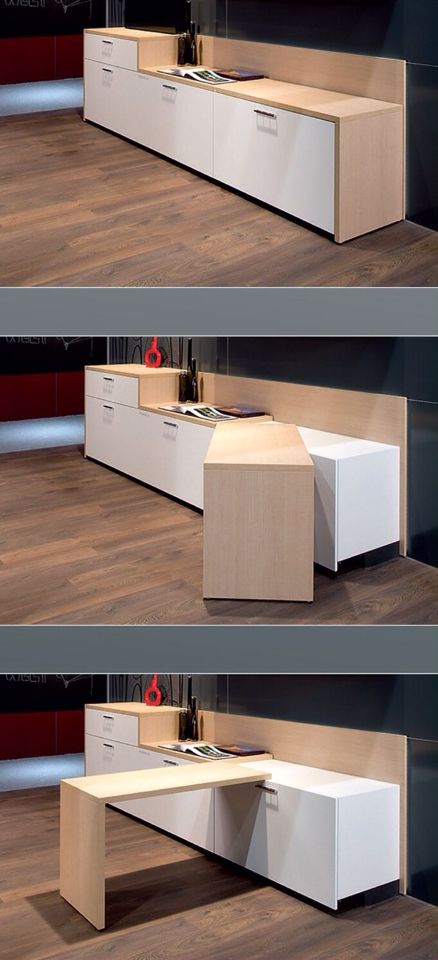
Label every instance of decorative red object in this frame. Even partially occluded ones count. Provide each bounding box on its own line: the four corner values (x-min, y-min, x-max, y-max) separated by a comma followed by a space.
144, 674, 162, 706
144, 337, 162, 368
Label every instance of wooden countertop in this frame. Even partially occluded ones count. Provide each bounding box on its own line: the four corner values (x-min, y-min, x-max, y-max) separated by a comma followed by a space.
86, 702, 180, 716
138, 68, 402, 123
86, 364, 181, 378
62, 761, 272, 803
204, 421, 314, 471
139, 740, 272, 763
140, 403, 273, 428
85, 27, 171, 41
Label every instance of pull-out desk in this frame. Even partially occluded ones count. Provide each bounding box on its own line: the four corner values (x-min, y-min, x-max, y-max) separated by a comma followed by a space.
60, 762, 271, 930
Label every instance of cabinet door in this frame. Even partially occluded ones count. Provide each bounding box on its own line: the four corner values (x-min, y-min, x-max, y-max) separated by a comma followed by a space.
84, 61, 153, 146
213, 94, 335, 233
337, 448, 400, 562
215, 780, 338, 908
122, 754, 215, 852
145, 414, 214, 509
85, 396, 145, 479
146, 77, 214, 176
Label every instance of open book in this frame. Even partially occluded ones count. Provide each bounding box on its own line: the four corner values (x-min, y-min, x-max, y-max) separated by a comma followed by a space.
158, 67, 235, 85
159, 403, 235, 422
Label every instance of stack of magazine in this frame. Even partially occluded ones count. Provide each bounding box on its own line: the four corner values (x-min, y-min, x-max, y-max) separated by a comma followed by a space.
158, 742, 267, 760
158, 403, 266, 421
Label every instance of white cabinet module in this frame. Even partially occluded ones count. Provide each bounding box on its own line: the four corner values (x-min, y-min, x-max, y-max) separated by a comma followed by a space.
214, 760, 399, 909
144, 76, 214, 176
84, 395, 148, 480
83, 61, 155, 145
213, 94, 335, 233
143, 413, 215, 509
297, 426, 400, 570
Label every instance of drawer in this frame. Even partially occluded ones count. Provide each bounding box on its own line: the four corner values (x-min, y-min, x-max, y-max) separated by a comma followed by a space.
213, 94, 335, 233
84, 61, 155, 145
85, 735, 162, 775
85, 370, 139, 407
84, 34, 138, 71
215, 779, 338, 909
85, 395, 146, 479
144, 412, 215, 508
85, 708, 139, 746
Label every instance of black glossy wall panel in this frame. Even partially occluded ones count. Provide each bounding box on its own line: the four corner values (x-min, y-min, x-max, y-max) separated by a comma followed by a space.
213, 1, 438, 230
407, 400, 438, 567
408, 738, 438, 906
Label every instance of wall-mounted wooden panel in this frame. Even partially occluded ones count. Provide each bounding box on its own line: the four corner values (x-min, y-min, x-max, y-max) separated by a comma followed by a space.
200, 37, 406, 105
200, 372, 407, 553
200, 709, 408, 894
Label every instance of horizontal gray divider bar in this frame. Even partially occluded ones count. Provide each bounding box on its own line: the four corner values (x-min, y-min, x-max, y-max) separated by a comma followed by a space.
0, 625, 437, 674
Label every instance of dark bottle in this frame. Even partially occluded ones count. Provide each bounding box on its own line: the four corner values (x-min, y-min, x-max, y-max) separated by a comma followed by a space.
189, 21, 198, 66
190, 696, 199, 741
177, 34, 186, 66
178, 370, 190, 401
178, 709, 188, 740
189, 358, 199, 402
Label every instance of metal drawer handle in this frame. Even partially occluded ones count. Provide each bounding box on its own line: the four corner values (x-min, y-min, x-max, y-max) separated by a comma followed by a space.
103, 715, 114, 720
162, 84, 177, 91
103, 376, 114, 381
102, 68, 113, 74
103, 743, 114, 749
102, 40, 113, 44
255, 784, 278, 795
163, 758, 178, 766
163, 421, 178, 429
103, 404, 114, 411
254, 109, 277, 120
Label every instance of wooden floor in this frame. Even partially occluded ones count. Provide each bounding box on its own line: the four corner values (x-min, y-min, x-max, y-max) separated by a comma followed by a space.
0, 445, 437, 625
1, 109, 438, 287
1, 786, 437, 960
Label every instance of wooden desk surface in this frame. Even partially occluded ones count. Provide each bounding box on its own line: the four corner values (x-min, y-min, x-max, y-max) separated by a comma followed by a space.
139, 403, 273, 428
86, 702, 180, 716
85, 364, 181, 378
85, 27, 171, 40
62, 761, 272, 803
204, 420, 314, 471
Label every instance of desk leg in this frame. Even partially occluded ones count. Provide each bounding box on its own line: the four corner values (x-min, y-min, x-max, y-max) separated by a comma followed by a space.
60, 782, 106, 930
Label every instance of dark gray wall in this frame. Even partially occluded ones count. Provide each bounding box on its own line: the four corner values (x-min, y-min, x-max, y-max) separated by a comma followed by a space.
213, 337, 438, 567
201, 0, 437, 231
194, 673, 438, 908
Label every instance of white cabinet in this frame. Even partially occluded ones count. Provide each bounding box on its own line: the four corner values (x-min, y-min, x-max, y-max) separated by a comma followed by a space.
213, 94, 335, 233
214, 760, 399, 910
84, 34, 138, 71
84, 395, 149, 479
144, 76, 214, 176
297, 427, 400, 570
83, 60, 155, 145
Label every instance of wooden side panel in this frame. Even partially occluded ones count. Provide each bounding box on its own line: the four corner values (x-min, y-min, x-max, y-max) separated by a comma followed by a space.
59, 783, 106, 931
200, 711, 408, 894
138, 709, 180, 744
137, 35, 178, 70
203, 468, 314, 601
200, 37, 405, 105
336, 111, 404, 242
138, 372, 180, 406
200, 372, 407, 554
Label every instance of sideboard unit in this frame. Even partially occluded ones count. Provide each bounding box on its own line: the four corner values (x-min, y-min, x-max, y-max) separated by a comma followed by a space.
83, 29, 405, 243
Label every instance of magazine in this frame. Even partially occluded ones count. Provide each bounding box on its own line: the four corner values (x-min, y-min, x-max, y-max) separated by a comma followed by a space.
159, 403, 236, 421
158, 67, 235, 85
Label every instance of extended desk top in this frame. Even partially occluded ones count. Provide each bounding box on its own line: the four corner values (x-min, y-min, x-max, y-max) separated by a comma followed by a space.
204, 420, 314, 470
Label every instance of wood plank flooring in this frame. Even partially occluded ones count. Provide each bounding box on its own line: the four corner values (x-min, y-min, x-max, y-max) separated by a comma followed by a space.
1, 109, 437, 287
0, 445, 437, 625
1, 786, 437, 960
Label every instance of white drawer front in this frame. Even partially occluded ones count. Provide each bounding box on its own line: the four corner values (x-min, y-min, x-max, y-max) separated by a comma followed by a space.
85, 370, 139, 407
146, 77, 214, 176
85, 736, 161, 775
85, 395, 144, 478
143, 413, 214, 509
213, 94, 335, 233
84, 34, 138, 71
215, 780, 338, 909
85, 708, 139, 745
337, 448, 400, 562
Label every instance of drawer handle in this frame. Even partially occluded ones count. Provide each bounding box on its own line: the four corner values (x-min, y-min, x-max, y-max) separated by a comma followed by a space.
102, 40, 113, 44
162, 84, 177, 91
163, 758, 178, 766
163, 421, 178, 429
102, 68, 113, 74
103, 743, 114, 749
255, 784, 278, 795
103, 376, 114, 381
103, 715, 114, 720
254, 109, 277, 120
103, 404, 114, 411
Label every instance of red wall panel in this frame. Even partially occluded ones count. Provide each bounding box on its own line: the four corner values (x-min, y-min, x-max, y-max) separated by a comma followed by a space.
0, 35, 83, 85
55, 35, 84, 80
57, 371, 85, 416
0, 373, 56, 422
0, 712, 56, 760
57, 709, 84, 754
0, 709, 84, 760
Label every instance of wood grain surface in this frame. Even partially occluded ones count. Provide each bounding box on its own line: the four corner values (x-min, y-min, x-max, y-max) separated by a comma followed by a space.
0, 111, 437, 287
2, 786, 438, 960
0, 446, 436, 625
